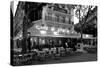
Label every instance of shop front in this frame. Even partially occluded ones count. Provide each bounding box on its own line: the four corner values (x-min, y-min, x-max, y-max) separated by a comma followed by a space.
27, 20, 81, 52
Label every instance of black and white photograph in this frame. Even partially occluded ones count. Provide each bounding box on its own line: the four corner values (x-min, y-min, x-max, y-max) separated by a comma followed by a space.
10, 0, 97, 66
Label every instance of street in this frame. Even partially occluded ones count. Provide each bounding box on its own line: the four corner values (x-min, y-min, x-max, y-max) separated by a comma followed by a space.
30, 52, 97, 65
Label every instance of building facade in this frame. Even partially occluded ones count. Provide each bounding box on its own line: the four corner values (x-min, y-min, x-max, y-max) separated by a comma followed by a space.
28, 4, 80, 38
13, 2, 82, 51
26, 3, 81, 50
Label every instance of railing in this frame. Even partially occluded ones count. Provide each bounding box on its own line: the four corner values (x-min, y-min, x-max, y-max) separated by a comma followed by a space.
44, 15, 73, 28
45, 15, 71, 24
46, 8, 71, 17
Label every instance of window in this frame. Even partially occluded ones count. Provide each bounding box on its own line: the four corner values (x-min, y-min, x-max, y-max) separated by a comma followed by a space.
61, 5, 65, 9
33, 37, 38, 45
62, 17, 65, 23
69, 18, 71, 24
52, 14, 55, 22
59, 16, 61, 23
55, 15, 59, 22
55, 16, 57, 22
48, 12, 52, 21
48, 5, 52, 9
60, 16, 64, 23
39, 38, 46, 45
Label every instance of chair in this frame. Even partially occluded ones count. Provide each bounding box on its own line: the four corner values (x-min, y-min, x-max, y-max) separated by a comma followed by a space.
37, 50, 45, 61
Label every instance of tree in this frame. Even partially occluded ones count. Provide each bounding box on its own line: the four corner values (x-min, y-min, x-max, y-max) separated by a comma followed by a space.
74, 6, 97, 37
74, 5, 93, 42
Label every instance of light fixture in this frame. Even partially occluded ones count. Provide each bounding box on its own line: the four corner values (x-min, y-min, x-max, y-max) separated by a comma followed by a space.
30, 38, 33, 41
40, 30, 46, 35
71, 30, 74, 34
86, 35, 89, 38
19, 34, 22, 38
66, 30, 70, 33
74, 31, 77, 34
45, 26, 48, 30
36, 25, 41, 29
51, 27, 55, 31
36, 24, 48, 30
71, 31, 74, 33
43, 26, 48, 30
62, 29, 66, 32
58, 28, 63, 32
53, 31, 59, 35
18, 54, 22, 56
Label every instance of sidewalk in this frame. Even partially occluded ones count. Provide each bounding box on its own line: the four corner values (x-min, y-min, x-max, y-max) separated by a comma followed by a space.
31, 52, 97, 65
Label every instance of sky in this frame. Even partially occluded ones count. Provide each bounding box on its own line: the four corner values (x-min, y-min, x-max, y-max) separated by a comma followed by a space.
13, 1, 79, 24
73, 9, 79, 24
13, 0, 19, 17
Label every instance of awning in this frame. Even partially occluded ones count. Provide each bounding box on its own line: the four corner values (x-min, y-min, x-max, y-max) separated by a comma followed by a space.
28, 24, 81, 38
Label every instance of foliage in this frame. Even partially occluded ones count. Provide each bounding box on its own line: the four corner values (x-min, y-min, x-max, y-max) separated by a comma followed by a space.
74, 6, 97, 37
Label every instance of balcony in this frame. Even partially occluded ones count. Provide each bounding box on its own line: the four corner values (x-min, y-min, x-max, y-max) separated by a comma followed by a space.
46, 8, 72, 18
45, 20, 73, 29
44, 15, 73, 28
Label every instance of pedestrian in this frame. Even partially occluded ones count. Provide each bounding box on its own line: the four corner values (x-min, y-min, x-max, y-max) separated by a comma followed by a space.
27, 32, 31, 52
62, 42, 67, 52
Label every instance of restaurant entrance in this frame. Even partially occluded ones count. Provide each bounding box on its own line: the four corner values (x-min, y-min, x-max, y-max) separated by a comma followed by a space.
29, 36, 76, 51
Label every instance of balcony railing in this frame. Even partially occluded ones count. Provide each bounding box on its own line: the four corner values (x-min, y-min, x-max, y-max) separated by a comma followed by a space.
46, 8, 71, 18
45, 15, 73, 25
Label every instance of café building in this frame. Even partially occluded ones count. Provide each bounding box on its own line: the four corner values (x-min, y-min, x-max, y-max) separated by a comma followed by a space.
26, 4, 81, 50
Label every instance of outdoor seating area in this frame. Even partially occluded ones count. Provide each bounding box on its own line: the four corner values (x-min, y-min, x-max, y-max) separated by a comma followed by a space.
12, 37, 97, 66
13, 47, 78, 65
